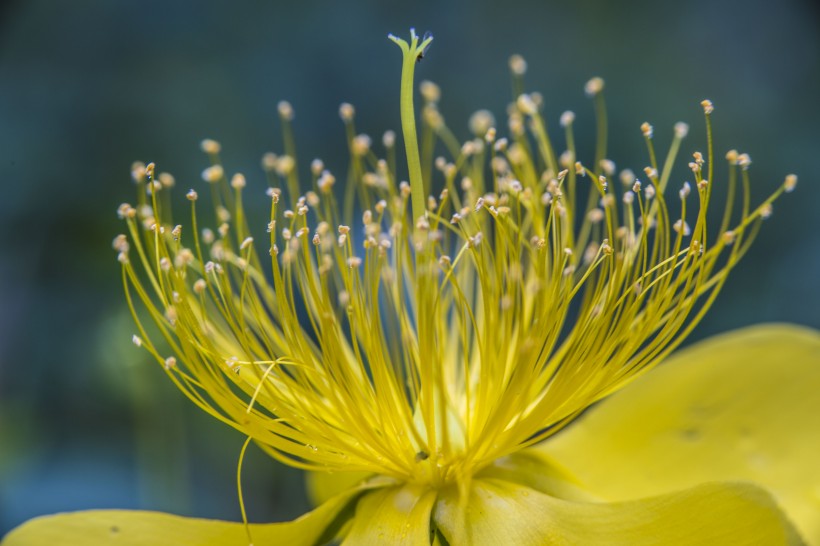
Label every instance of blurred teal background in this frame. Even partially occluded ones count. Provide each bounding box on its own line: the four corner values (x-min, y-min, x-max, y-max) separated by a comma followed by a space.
1, 0, 818, 536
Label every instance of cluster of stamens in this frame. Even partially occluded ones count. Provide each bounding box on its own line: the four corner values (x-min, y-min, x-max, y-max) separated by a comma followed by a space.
115, 42, 794, 488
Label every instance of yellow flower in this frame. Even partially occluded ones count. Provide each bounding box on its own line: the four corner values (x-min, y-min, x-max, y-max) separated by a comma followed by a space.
6, 30, 819, 545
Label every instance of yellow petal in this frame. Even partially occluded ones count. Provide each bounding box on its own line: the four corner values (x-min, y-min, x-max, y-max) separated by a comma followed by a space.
433, 478, 803, 545
341, 485, 437, 545
2, 485, 362, 546
475, 451, 597, 502
306, 470, 373, 507
538, 324, 820, 543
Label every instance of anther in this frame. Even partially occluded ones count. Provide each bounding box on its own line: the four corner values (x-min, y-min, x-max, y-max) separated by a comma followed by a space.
352, 134, 371, 156
673, 219, 691, 236
516, 94, 538, 116
541, 192, 553, 207
700, 99, 714, 114
679, 182, 691, 200
266, 188, 282, 202
619, 169, 635, 187
383, 130, 396, 149
337, 290, 350, 307
640, 122, 653, 139
200, 139, 222, 154
159, 173, 175, 188
586, 208, 604, 223
275, 156, 295, 176
262, 152, 278, 171
784, 174, 797, 193
469, 111, 496, 141
318, 172, 336, 194
508, 54, 527, 76
112, 234, 129, 253
201, 165, 224, 183
419, 80, 441, 103
584, 76, 604, 97
230, 174, 246, 189
117, 203, 136, 219
277, 101, 294, 120
560, 111, 575, 127
559, 151, 573, 169
174, 248, 194, 269
583, 243, 599, 264
131, 162, 147, 182
339, 103, 355, 122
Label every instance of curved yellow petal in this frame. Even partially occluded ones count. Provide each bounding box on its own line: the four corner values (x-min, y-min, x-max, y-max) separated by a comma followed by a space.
2, 485, 362, 546
538, 324, 820, 543
341, 485, 437, 545
475, 451, 597, 502
306, 470, 374, 507
433, 478, 803, 545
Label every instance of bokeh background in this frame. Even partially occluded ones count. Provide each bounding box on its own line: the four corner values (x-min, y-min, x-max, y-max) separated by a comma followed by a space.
1, 0, 818, 536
